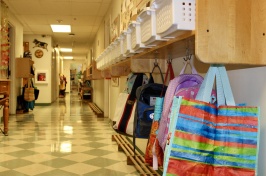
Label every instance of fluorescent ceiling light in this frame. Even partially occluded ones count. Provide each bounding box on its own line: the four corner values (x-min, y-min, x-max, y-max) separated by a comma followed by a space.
60, 48, 72, 52
51, 25, 71, 33
63, 56, 73, 59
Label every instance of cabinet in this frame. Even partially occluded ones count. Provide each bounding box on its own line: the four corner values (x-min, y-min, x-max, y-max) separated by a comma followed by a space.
15, 58, 34, 78
0, 79, 10, 135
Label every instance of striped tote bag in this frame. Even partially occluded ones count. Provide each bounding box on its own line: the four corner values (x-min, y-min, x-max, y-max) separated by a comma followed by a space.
163, 65, 260, 176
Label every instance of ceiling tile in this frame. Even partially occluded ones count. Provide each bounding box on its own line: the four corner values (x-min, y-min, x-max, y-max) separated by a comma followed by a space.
97, 4, 110, 17
102, 0, 112, 4
7, 1, 45, 15
39, 1, 72, 15
71, 26, 93, 33
27, 25, 53, 35
91, 26, 100, 33
5, 0, 111, 56
20, 15, 48, 25
71, 2, 101, 16
69, 16, 96, 26
93, 16, 104, 26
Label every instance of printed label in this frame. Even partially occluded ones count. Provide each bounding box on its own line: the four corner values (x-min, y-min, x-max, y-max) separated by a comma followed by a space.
150, 97, 156, 106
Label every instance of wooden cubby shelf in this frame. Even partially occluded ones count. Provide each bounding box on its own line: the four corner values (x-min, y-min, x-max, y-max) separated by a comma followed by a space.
196, 0, 266, 65
130, 31, 195, 60
112, 134, 162, 176
98, 31, 195, 76
15, 58, 34, 78
88, 102, 104, 117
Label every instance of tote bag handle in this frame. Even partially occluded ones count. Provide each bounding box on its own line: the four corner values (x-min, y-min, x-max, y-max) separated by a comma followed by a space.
179, 60, 198, 75
196, 65, 235, 106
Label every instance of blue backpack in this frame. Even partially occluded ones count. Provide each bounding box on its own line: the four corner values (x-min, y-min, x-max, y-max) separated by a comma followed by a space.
134, 64, 167, 138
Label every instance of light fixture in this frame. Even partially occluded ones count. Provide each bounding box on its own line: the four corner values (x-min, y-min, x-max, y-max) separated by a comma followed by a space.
60, 48, 72, 52
51, 25, 71, 33
63, 56, 73, 59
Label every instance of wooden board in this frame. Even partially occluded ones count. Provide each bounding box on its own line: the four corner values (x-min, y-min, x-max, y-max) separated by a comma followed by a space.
110, 60, 131, 76
196, 0, 266, 65
112, 135, 161, 176
131, 58, 167, 73
101, 69, 111, 79
131, 32, 195, 60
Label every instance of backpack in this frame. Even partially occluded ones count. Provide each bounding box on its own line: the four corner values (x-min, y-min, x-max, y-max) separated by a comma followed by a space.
157, 62, 204, 150
144, 61, 175, 169
134, 82, 167, 138
133, 62, 167, 138
125, 72, 149, 94
113, 73, 147, 135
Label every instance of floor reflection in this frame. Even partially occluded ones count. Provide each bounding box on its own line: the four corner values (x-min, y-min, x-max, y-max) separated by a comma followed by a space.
0, 92, 139, 176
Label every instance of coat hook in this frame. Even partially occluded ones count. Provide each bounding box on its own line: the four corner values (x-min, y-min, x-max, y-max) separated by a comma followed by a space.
167, 55, 172, 63
183, 39, 192, 61
154, 51, 159, 66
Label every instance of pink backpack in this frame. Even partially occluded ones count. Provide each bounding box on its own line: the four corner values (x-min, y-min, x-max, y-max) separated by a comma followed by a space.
157, 62, 204, 150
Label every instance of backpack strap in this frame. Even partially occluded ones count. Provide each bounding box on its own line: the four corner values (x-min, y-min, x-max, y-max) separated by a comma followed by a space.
149, 62, 164, 84
117, 73, 144, 133
160, 61, 174, 97
164, 60, 175, 83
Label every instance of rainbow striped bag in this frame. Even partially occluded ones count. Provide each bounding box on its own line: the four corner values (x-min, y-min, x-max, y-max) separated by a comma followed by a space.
163, 65, 260, 176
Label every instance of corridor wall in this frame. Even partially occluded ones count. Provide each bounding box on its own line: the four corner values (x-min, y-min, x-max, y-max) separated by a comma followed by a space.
24, 35, 53, 104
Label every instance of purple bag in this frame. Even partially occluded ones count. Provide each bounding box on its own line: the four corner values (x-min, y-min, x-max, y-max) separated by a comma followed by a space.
157, 62, 204, 150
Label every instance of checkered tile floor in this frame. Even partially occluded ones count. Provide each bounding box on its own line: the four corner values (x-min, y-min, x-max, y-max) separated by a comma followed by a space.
0, 93, 139, 176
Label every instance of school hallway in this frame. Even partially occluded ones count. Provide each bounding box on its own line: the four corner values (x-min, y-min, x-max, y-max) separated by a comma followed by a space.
0, 93, 139, 176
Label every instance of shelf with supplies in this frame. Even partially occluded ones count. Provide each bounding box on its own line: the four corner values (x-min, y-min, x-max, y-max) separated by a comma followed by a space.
97, 31, 194, 76
95, 0, 266, 78
96, 0, 196, 76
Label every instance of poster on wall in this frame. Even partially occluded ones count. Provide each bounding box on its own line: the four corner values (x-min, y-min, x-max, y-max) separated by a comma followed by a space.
111, 77, 119, 87
110, 14, 120, 42
35, 70, 48, 84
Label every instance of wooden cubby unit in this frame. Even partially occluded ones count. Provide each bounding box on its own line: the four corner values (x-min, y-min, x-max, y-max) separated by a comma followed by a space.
86, 61, 102, 80
15, 58, 34, 78
196, 0, 266, 65
98, 31, 195, 76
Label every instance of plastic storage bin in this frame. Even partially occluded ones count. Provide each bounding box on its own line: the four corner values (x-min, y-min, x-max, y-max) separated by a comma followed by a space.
113, 38, 123, 62
137, 7, 167, 46
127, 21, 151, 53
153, 0, 195, 39
120, 31, 136, 57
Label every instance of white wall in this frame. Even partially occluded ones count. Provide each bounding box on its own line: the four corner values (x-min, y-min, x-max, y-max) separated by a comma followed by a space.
90, 0, 122, 113
227, 67, 266, 176
24, 35, 53, 104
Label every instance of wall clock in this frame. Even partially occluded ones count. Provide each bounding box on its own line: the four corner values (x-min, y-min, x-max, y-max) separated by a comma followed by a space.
35, 49, 44, 58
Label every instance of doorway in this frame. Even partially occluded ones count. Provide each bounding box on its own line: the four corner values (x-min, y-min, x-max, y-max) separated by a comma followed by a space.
69, 63, 82, 95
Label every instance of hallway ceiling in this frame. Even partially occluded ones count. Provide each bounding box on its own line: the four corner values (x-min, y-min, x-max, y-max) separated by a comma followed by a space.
4, 0, 112, 60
